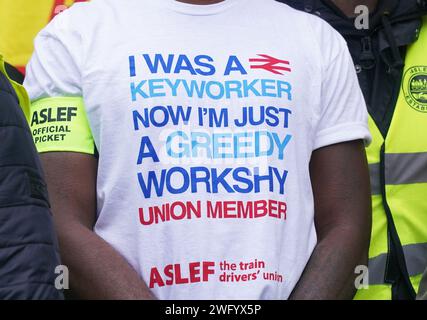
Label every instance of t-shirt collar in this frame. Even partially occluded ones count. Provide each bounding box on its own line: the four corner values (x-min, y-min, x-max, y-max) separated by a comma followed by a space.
159, 0, 240, 16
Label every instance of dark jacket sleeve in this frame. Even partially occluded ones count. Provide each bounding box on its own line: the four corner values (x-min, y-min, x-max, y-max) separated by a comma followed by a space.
0, 71, 64, 300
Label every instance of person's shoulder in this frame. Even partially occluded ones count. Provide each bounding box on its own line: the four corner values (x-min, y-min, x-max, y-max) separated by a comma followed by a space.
258, 0, 319, 22
45, 0, 116, 35
258, 1, 344, 43
61, 0, 114, 17
259, 1, 346, 61
288, 3, 347, 62
254, 0, 307, 21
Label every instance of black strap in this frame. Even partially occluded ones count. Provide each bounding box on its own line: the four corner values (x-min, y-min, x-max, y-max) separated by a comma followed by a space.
380, 144, 416, 300
359, 36, 377, 70
382, 14, 405, 70
4, 61, 24, 84
303, 0, 315, 13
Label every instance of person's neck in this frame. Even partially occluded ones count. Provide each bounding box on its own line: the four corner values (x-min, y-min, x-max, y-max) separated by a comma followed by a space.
176, 0, 225, 4
330, 0, 379, 17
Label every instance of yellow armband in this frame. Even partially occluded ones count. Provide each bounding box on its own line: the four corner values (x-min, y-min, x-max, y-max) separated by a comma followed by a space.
30, 97, 95, 155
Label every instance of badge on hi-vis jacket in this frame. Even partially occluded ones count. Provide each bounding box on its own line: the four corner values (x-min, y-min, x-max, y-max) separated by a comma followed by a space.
403, 66, 427, 113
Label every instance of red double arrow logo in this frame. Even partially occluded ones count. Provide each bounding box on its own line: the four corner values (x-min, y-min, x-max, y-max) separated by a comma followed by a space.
249, 54, 292, 75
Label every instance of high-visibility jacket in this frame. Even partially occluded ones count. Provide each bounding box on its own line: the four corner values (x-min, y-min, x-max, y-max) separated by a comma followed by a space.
0, 0, 87, 74
355, 17, 427, 300
279, 0, 427, 300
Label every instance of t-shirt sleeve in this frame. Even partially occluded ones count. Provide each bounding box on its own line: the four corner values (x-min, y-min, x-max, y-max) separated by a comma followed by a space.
23, 10, 95, 155
313, 27, 372, 150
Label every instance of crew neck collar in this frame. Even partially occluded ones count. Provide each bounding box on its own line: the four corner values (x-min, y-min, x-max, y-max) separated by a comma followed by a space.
160, 0, 240, 16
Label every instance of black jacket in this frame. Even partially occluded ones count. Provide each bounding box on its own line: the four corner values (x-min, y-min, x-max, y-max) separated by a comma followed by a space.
0, 67, 63, 299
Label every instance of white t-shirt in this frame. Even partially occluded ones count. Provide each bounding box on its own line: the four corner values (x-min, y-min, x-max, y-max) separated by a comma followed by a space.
24, 0, 371, 300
